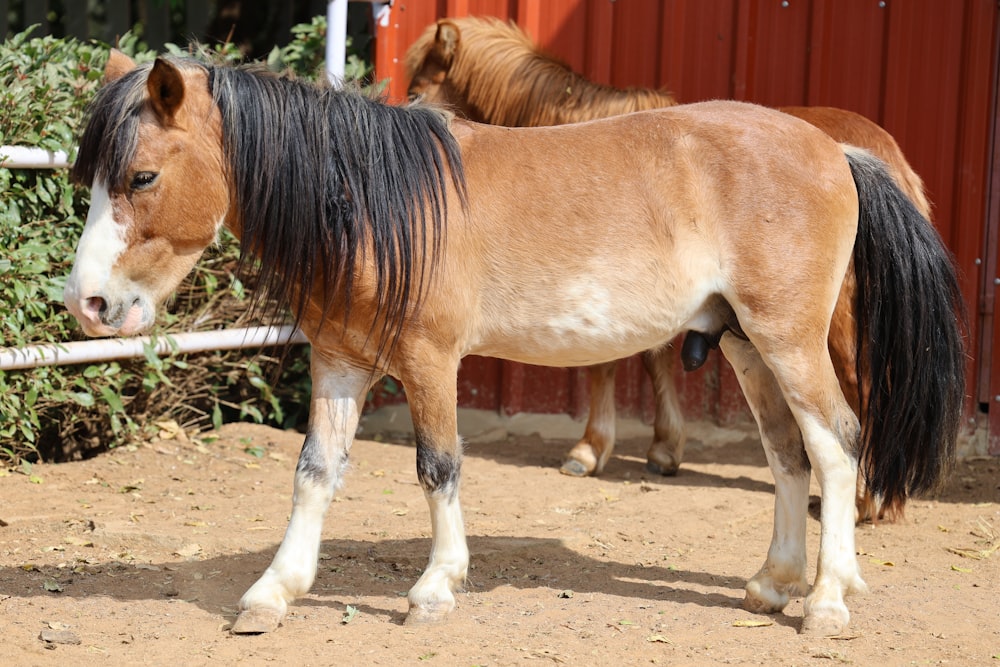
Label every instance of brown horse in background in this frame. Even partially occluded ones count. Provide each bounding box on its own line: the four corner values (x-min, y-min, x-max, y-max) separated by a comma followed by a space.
406, 16, 934, 522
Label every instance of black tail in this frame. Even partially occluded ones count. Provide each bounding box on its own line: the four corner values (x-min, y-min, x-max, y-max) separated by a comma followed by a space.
847, 148, 966, 509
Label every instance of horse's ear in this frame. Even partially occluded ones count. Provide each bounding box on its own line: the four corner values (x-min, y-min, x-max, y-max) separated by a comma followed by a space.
147, 57, 185, 122
104, 48, 136, 83
434, 20, 461, 66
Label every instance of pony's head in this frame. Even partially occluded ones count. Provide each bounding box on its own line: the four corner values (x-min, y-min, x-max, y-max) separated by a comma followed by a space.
65, 51, 228, 337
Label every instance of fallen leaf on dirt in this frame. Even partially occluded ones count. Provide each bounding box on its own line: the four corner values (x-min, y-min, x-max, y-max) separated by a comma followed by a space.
950, 565, 973, 573
646, 634, 673, 644
732, 619, 773, 628
119, 480, 143, 493
42, 579, 64, 592
0, 518, 8, 527
155, 420, 182, 440
184, 520, 208, 527
244, 446, 265, 458
557, 590, 574, 599
598, 487, 619, 502
29, 475, 43, 484
63, 537, 93, 547
391, 509, 409, 516
868, 558, 895, 567
947, 544, 999, 560
342, 605, 359, 624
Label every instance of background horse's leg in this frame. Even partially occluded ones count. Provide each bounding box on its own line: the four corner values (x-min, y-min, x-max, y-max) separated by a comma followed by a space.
642, 346, 687, 476
561, 361, 617, 476
231, 355, 371, 634
719, 336, 810, 614
400, 349, 469, 624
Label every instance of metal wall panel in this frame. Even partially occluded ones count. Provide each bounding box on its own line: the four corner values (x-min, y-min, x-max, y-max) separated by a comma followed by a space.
377, 0, 998, 436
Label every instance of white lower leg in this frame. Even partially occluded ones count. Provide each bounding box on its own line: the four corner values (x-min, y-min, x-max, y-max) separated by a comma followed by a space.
798, 413, 867, 635
745, 462, 810, 612
407, 487, 468, 622
232, 359, 364, 634
239, 473, 336, 618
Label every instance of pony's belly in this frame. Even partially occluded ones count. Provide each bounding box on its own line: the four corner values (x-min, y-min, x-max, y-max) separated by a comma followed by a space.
470, 297, 688, 367
471, 329, 671, 367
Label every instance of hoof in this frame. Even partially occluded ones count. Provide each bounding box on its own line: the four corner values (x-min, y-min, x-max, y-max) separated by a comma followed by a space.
743, 579, 790, 614
742, 593, 785, 615
646, 461, 680, 477
231, 606, 284, 634
800, 613, 849, 637
405, 601, 453, 625
560, 458, 592, 477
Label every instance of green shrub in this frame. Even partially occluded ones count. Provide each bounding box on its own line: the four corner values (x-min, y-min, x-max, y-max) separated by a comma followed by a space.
0, 19, 372, 464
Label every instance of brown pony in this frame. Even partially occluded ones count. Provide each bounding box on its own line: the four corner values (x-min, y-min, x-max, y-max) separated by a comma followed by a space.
406, 16, 934, 521
64, 50, 964, 637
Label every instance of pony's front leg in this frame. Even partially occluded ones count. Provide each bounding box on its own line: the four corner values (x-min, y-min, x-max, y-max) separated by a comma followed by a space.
561, 361, 617, 476
231, 356, 371, 634
401, 353, 469, 623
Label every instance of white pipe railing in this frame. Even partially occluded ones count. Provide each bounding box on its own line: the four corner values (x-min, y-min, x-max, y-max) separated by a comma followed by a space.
326, 0, 349, 85
0, 325, 308, 371
0, 146, 69, 169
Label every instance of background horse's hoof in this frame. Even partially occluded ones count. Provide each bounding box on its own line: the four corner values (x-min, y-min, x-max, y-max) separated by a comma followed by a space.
560, 442, 600, 477
230, 607, 284, 634
645, 452, 680, 477
645, 459, 679, 476
559, 458, 592, 477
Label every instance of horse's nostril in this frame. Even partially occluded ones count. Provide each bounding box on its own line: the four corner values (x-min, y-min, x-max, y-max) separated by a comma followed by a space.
85, 295, 107, 317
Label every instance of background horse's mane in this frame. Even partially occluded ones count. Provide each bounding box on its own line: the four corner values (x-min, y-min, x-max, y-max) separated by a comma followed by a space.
405, 16, 677, 126
74, 56, 467, 369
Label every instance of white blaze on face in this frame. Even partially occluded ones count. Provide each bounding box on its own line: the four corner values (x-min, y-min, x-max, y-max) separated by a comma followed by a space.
63, 181, 129, 335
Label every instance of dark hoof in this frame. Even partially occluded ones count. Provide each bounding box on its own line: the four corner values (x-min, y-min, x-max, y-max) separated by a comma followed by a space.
560, 459, 590, 477
645, 459, 680, 476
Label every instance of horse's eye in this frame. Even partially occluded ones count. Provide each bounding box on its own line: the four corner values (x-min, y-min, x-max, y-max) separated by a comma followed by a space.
130, 171, 158, 191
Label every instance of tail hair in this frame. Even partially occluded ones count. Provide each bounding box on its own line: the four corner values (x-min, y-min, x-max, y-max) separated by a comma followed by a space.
847, 147, 966, 509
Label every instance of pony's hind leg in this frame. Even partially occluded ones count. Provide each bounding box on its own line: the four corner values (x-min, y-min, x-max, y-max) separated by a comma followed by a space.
719, 336, 810, 613
641, 346, 687, 476
399, 349, 469, 623
232, 355, 371, 634
754, 339, 867, 636
561, 361, 618, 476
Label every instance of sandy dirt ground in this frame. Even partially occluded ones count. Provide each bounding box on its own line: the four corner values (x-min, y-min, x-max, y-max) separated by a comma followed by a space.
0, 413, 998, 666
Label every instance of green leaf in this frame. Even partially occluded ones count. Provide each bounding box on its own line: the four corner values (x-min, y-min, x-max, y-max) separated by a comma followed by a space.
341, 605, 359, 624
99, 385, 125, 413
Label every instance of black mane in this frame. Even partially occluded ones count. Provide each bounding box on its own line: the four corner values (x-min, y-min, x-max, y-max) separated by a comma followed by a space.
74, 57, 467, 368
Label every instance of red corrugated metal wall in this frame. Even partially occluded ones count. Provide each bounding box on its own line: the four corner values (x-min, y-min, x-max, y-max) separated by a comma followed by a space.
371, 0, 998, 437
